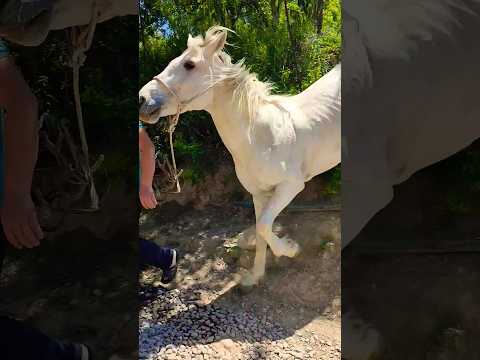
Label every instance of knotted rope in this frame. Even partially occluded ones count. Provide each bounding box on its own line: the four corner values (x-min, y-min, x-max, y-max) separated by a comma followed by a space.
66, 1, 101, 211
166, 105, 181, 193
152, 78, 182, 193
152, 68, 217, 194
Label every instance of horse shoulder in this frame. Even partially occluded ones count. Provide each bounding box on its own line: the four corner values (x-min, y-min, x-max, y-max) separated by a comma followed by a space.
254, 102, 297, 147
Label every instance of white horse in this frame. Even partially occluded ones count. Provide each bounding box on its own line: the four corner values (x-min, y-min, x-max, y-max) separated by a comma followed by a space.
342, 0, 480, 247
342, 4, 480, 359
139, 26, 341, 286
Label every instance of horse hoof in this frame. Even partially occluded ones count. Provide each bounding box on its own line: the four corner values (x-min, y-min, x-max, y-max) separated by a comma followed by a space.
238, 270, 262, 290
235, 283, 256, 295
271, 237, 300, 258
289, 241, 301, 257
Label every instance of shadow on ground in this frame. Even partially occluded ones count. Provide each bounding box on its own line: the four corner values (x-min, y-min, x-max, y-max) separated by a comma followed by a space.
139, 204, 341, 356
342, 157, 480, 360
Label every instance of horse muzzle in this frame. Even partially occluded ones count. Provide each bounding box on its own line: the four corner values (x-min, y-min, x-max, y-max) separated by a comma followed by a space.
139, 95, 163, 124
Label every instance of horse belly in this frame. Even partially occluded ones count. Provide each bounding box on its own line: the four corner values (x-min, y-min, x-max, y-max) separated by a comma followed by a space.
307, 149, 340, 180
299, 122, 341, 180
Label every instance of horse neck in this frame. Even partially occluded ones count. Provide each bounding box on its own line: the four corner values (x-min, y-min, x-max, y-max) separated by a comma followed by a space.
205, 84, 253, 159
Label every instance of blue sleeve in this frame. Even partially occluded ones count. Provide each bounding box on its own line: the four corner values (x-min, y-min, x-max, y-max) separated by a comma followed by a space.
0, 40, 10, 59
0, 40, 5, 205
0, 115, 3, 207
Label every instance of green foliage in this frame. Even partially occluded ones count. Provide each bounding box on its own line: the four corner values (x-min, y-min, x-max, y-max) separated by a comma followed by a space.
172, 134, 206, 184
324, 166, 341, 197
431, 143, 480, 214
140, 0, 341, 194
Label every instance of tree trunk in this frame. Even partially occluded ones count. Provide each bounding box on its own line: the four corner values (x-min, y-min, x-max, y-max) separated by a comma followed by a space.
213, 0, 226, 25
283, 0, 301, 89
226, 2, 239, 28
316, 0, 324, 34
271, 0, 280, 27
284, 0, 293, 48
139, 2, 147, 59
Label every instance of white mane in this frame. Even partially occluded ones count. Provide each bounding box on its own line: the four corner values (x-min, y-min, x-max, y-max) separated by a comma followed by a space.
188, 26, 277, 132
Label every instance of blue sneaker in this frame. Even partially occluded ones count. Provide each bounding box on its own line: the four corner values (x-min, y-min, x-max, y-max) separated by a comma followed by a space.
72, 343, 92, 360
161, 249, 178, 284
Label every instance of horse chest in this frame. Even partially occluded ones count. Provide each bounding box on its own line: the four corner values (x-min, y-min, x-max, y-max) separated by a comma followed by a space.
233, 156, 287, 194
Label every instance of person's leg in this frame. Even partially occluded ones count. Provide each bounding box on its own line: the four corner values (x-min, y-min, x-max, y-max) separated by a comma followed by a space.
0, 317, 89, 360
139, 237, 174, 270
0, 231, 90, 360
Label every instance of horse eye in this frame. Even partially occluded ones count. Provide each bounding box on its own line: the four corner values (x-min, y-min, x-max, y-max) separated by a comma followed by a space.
184, 61, 195, 70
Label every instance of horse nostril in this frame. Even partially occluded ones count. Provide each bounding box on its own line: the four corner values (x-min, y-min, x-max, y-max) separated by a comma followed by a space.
139, 95, 162, 116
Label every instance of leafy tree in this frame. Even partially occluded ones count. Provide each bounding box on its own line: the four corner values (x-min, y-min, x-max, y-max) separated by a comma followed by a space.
140, 0, 341, 195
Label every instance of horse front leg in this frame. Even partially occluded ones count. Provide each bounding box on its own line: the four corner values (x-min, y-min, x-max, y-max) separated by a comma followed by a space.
257, 181, 304, 258
240, 181, 304, 287
237, 224, 256, 250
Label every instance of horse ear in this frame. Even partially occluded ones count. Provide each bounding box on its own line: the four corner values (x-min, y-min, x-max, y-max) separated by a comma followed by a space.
205, 30, 227, 57
187, 34, 195, 47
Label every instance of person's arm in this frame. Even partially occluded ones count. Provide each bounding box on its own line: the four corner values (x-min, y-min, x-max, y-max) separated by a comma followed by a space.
139, 126, 157, 209
0, 56, 43, 248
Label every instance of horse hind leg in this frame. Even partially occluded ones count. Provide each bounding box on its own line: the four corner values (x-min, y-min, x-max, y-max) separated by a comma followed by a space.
240, 194, 269, 287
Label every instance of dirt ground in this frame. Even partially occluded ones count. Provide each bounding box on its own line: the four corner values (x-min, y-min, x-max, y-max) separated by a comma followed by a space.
343, 251, 480, 360
140, 203, 341, 359
342, 166, 480, 360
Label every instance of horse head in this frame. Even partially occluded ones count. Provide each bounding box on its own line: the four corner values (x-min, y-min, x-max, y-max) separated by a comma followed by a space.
138, 26, 232, 124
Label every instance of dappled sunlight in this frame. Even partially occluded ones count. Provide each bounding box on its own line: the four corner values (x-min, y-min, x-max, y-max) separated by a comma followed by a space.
139, 205, 340, 359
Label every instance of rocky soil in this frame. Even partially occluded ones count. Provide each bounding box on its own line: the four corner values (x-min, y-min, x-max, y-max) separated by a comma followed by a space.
139, 204, 341, 360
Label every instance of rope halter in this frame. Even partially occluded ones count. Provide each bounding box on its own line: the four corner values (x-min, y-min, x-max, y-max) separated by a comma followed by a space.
151, 77, 182, 193
152, 70, 217, 193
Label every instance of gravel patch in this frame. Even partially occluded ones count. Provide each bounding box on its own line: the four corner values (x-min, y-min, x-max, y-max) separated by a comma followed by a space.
139, 206, 340, 359
139, 287, 340, 360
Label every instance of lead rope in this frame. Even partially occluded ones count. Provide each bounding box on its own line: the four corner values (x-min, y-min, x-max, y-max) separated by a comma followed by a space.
154, 68, 216, 193
153, 76, 183, 193
167, 104, 181, 193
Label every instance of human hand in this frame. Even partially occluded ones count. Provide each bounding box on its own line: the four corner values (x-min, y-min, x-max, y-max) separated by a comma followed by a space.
0, 193, 44, 249
140, 184, 157, 209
